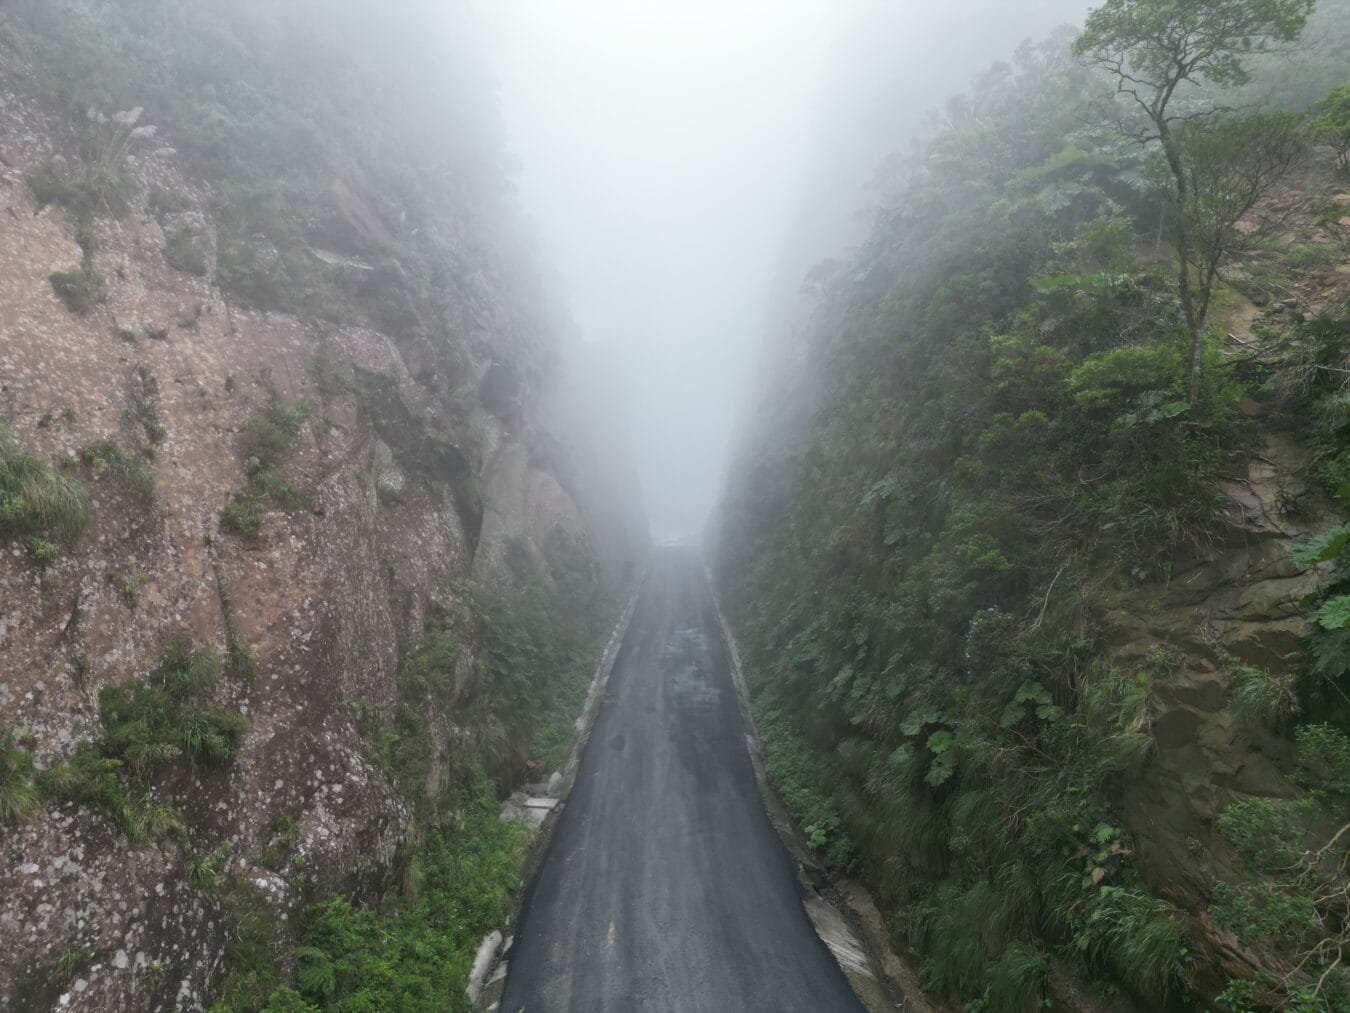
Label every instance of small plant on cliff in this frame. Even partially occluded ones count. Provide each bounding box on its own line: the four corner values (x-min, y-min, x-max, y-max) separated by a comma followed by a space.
220, 493, 266, 541
1231, 664, 1302, 728
26, 108, 150, 222
0, 727, 41, 825
186, 843, 231, 893
31, 108, 158, 318
49, 261, 107, 315
0, 424, 90, 543
225, 631, 258, 681
26, 536, 56, 568
220, 400, 313, 542
239, 401, 309, 465
100, 639, 247, 775
133, 365, 167, 449
80, 441, 156, 500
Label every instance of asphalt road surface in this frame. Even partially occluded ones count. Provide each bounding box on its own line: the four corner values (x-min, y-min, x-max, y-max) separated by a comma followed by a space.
500, 548, 863, 1012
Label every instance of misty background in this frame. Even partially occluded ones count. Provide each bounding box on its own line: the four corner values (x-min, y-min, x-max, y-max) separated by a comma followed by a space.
480, 1, 1093, 540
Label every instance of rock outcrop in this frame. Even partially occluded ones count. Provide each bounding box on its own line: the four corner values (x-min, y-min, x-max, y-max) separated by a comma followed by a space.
0, 23, 645, 1010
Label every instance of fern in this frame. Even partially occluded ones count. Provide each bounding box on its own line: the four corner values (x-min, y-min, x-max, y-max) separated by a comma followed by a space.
1230, 665, 1300, 726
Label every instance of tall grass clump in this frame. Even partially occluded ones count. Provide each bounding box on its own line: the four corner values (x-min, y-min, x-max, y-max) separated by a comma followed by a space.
0, 424, 90, 539
0, 727, 42, 825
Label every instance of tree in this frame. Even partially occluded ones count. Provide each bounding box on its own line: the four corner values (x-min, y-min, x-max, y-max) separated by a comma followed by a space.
1073, 0, 1315, 402
1154, 111, 1308, 342
1310, 83, 1350, 173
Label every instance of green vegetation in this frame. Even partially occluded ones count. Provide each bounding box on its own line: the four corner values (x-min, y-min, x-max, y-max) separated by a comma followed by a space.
351, 627, 463, 814
49, 261, 106, 315
133, 365, 168, 449
0, 424, 89, 550
1073, 0, 1315, 401
477, 532, 612, 774
210, 789, 524, 1013
290, 800, 522, 1012
715, 14, 1348, 1009
1280, 314, 1350, 734
26, 536, 55, 568
0, 726, 42, 825
50, 949, 92, 988
220, 400, 312, 541
79, 441, 156, 500
39, 639, 246, 843
99, 639, 247, 772
1211, 725, 1349, 1009
226, 631, 258, 681
1230, 663, 1301, 727
1311, 83, 1350, 172
26, 108, 144, 221
206, 529, 613, 1010
28, 108, 151, 314
186, 843, 232, 893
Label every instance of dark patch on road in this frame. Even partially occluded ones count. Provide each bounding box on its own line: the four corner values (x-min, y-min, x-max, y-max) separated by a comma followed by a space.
501, 548, 862, 1012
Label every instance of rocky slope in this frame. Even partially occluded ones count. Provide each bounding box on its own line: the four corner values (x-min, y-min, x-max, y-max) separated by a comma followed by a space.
0, 7, 645, 1010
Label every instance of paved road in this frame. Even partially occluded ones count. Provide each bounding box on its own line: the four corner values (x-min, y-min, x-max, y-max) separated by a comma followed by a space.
500, 548, 862, 1012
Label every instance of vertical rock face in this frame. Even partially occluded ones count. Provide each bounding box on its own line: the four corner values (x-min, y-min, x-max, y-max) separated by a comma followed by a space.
0, 11, 645, 1009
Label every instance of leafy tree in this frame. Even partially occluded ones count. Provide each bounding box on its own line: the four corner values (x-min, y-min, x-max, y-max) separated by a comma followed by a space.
1310, 83, 1350, 172
1073, 0, 1315, 401
1152, 111, 1307, 336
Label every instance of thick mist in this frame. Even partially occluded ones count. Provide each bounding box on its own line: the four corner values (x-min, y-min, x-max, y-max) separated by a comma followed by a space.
482, 1, 1093, 540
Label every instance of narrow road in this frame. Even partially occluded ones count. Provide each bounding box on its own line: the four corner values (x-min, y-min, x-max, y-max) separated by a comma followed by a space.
500, 548, 862, 1012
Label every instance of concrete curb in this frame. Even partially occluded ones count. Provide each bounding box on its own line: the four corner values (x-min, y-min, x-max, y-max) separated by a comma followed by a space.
467, 573, 647, 1010
705, 563, 942, 1013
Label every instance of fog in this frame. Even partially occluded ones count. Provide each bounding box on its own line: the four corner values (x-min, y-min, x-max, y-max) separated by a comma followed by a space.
480, 1, 1093, 540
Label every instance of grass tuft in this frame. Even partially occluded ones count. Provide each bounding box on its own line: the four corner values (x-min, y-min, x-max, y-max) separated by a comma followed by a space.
0, 425, 90, 539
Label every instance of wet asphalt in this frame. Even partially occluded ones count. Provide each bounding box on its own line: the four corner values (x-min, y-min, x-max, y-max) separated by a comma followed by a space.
500, 547, 863, 1012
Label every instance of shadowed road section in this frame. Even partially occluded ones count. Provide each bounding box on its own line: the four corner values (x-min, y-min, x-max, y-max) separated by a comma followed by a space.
501, 548, 862, 1012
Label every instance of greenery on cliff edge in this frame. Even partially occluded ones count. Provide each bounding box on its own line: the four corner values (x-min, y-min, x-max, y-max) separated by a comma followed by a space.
715, 5, 1350, 1008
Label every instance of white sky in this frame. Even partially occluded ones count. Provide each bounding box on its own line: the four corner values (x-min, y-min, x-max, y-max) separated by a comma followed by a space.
479, 1, 1091, 539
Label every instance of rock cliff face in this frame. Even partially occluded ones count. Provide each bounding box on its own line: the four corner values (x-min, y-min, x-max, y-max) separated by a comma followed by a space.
1104, 432, 1338, 992
0, 14, 645, 1010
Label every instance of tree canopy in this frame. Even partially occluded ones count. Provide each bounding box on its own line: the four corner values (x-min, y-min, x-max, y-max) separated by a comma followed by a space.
1073, 0, 1316, 134
1074, 0, 1316, 400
